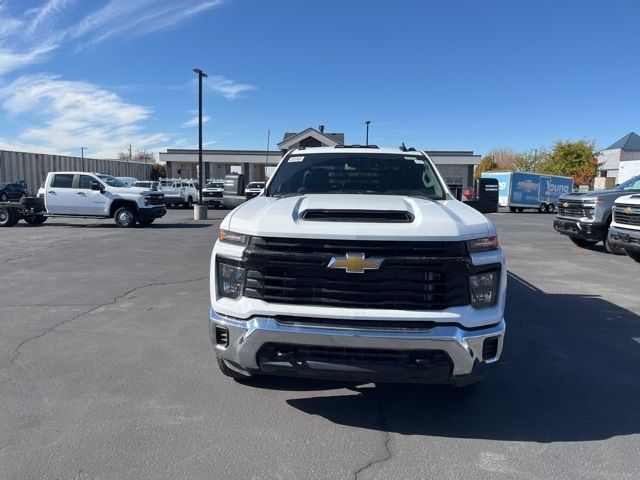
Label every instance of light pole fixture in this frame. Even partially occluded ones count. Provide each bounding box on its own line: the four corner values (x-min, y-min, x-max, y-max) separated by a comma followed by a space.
193, 68, 208, 207
365, 120, 371, 146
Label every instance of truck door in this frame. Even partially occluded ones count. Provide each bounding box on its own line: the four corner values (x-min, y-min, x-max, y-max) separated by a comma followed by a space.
45, 173, 76, 214
76, 175, 108, 215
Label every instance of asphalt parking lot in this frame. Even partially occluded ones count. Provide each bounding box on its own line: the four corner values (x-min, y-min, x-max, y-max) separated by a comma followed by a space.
2, 208, 639, 479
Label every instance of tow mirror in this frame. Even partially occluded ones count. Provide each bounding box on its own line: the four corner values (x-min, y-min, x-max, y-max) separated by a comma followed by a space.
91, 181, 104, 193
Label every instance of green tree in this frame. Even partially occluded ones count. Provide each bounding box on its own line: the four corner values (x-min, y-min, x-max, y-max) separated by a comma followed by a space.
536, 139, 598, 184
509, 151, 540, 172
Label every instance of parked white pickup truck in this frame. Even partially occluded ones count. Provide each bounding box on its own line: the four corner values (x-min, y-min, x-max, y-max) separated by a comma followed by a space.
160, 179, 199, 208
209, 146, 506, 388
608, 194, 640, 263
0, 171, 166, 227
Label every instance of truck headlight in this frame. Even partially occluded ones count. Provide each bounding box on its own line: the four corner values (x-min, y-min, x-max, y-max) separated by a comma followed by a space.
467, 236, 499, 252
469, 269, 499, 308
218, 229, 249, 246
217, 258, 245, 299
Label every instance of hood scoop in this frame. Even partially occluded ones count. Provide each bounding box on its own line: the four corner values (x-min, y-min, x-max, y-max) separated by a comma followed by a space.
300, 209, 414, 223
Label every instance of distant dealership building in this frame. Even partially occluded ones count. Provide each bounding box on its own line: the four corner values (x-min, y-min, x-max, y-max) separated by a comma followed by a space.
597, 132, 640, 182
159, 127, 481, 198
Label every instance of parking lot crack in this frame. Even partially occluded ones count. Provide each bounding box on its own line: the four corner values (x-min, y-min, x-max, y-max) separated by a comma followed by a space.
8, 276, 207, 368
353, 389, 393, 480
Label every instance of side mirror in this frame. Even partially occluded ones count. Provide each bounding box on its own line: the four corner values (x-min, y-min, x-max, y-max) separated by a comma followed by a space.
91, 181, 105, 193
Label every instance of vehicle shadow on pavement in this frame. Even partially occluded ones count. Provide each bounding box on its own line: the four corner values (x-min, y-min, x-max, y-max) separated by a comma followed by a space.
286, 272, 640, 442
13, 222, 213, 229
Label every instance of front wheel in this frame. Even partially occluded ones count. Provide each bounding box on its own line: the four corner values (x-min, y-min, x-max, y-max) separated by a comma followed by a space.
604, 232, 626, 255
626, 250, 640, 263
114, 206, 137, 228
569, 236, 598, 248
138, 218, 155, 226
184, 197, 193, 208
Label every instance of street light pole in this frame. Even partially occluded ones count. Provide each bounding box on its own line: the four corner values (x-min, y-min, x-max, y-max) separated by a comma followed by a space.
193, 67, 208, 219
365, 120, 371, 146
81, 147, 87, 171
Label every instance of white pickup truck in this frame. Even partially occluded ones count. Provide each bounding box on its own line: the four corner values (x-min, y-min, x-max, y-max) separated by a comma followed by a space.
160, 179, 199, 208
0, 171, 166, 227
608, 194, 640, 263
209, 146, 506, 388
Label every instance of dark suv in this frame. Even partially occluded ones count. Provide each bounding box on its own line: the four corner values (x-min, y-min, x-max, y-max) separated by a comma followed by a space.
0, 182, 27, 202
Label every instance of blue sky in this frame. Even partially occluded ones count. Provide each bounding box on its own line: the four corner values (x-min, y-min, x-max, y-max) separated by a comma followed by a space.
1, 0, 639, 158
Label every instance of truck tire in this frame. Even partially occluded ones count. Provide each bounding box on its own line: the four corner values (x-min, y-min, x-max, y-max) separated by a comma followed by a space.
548, 203, 555, 213
138, 218, 155, 226
569, 237, 597, 248
626, 250, 640, 263
0, 206, 16, 227
114, 206, 137, 228
604, 232, 626, 255
24, 215, 47, 225
216, 356, 253, 381
184, 197, 193, 208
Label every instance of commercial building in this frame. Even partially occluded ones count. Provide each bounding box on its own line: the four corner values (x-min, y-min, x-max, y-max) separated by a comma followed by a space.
597, 132, 640, 182
159, 127, 481, 198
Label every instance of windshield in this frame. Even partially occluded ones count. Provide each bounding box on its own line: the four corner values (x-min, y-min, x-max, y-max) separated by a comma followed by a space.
134, 182, 151, 188
97, 174, 126, 187
615, 175, 640, 191
247, 182, 265, 189
205, 182, 223, 188
266, 152, 446, 200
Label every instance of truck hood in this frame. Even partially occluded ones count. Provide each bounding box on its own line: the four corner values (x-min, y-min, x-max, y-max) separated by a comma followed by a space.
560, 189, 625, 201
227, 194, 493, 241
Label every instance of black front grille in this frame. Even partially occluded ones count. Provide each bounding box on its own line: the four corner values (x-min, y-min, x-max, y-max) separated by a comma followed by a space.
557, 201, 593, 218
146, 195, 165, 206
614, 205, 640, 226
203, 191, 223, 197
275, 315, 436, 331
242, 237, 474, 311
258, 343, 452, 369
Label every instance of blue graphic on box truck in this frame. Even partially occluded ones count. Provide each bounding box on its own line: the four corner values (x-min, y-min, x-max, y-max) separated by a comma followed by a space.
481, 172, 573, 208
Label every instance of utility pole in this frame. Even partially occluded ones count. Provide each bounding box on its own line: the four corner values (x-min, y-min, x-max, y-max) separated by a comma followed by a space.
81, 147, 87, 172
129, 144, 132, 162
365, 120, 371, 146
193, 67, 208, 219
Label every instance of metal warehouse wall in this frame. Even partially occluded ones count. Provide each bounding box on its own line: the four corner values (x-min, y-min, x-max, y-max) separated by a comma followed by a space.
0, 150, 153, 194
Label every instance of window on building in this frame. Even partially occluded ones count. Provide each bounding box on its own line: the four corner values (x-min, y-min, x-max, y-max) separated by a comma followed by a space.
445, 177, 464, 200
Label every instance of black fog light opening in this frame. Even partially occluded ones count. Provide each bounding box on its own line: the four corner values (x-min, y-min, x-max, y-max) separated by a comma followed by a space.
483, 336, 499, 361
215, 326, 229, 347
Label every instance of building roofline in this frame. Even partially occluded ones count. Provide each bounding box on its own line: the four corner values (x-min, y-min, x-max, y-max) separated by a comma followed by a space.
162, 149, 282, 155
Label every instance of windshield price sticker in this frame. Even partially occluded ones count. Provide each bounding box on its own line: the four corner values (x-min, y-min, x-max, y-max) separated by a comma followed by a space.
288, 156, 304, 163
405, 156, 425, 164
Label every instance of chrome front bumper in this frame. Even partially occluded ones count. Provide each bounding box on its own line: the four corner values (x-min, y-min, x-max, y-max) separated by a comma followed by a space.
209, 309, 505, 382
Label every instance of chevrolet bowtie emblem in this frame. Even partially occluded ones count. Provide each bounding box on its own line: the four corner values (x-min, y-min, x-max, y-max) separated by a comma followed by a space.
625, 206, 633, 214
327, 252, 384, 273
563, 202, 569, 208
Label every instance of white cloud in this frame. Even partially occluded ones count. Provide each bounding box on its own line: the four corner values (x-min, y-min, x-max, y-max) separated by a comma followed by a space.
0, 43, 57, 75
182, 115, 211, 127
0, 74, 169, 157
65, 0, 224, 48
27, 0, 75, 36
207, 75, 257, 100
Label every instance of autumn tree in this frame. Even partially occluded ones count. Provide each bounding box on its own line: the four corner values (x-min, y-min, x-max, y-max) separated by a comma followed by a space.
536, 139, 598, 185
474, 155, 500, 181
118, 148, 156, 164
